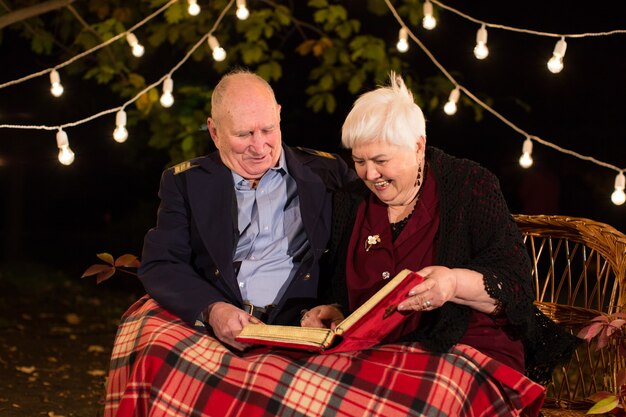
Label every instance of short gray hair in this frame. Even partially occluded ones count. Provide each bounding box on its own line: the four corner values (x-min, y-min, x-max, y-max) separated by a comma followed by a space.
211, 69, 277, 119
341, 72, 426, 150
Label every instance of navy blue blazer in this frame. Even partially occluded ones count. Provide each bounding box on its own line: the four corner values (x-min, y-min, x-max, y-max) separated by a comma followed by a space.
139, 145, 356, 326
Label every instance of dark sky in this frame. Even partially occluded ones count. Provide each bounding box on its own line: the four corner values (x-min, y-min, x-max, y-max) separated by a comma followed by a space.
1, 1, 625, 276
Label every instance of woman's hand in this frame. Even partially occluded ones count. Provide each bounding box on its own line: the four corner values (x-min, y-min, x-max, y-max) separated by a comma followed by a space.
397, 266, 458, 312
300, 305, 345, 329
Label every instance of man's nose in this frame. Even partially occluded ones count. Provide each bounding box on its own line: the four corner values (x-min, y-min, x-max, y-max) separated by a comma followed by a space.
249, 131, 265, 153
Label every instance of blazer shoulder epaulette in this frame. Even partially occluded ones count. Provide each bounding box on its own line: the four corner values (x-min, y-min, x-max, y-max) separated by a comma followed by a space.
170, 160, 199, 175
295, 146, 336, 160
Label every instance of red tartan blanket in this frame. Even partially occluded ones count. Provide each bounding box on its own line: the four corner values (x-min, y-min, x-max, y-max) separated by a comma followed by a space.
104, 296, 545, 417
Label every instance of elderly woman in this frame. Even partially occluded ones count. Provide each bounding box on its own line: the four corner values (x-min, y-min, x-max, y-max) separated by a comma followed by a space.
302, 72, 578, 415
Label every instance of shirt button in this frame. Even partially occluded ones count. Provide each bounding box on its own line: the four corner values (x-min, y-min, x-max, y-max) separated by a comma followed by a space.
239, 282, 245, 288
302, 273, 311, 281
214, 269, 221, 277
382, 271, 391, 280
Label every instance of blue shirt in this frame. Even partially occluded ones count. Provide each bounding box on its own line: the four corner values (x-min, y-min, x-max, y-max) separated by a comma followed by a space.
231, 151, 307, 307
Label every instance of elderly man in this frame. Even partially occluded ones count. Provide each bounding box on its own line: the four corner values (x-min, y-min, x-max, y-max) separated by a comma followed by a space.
138, 70, 355, 350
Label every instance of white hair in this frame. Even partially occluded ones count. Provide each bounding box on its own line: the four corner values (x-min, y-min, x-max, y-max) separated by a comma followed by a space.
341, 72, 426, 150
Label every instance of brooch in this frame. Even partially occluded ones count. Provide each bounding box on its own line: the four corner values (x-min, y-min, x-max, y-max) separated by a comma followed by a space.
365, 234, 381, 252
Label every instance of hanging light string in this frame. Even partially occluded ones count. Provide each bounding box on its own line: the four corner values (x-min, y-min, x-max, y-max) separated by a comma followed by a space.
0, 0, 235, 134
429, 0, 626, 39
0, 0, 178, 91
383, 0, 625, 178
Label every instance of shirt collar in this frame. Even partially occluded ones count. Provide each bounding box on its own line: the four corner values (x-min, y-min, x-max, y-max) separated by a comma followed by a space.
232, 149, 288, 189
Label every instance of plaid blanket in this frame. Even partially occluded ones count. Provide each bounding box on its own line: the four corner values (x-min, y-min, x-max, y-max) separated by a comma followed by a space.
104, 296, 545, 417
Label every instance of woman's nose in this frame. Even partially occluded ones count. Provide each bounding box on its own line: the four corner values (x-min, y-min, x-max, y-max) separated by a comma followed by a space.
364, 163, 380, 180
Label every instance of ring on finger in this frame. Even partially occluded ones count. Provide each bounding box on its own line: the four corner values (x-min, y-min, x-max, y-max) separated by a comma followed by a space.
424, 300, 432, 308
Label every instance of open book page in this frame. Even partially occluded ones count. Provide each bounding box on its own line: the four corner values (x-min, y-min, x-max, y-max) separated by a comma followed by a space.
236, 269, 423, 353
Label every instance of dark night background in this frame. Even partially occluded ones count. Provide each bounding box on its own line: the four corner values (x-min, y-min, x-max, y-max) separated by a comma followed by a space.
1, 0, 625, 282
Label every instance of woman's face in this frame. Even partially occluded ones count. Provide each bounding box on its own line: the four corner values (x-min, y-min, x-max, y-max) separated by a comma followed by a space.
351, 140, 424, 207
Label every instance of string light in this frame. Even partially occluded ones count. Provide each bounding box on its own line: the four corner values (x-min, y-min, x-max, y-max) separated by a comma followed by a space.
396, 27, 409, 52
126, 33, 145, 58
113, 109, 129, 143
519, 137, 533, 168
611, 172, 626, 205
56, 129, 75, 166
473, 25, 489, 59
187, 0, 201, 16
547, 37, 567, 73
236, 0, 250, 20
208, 35, 227, 61
422, 0, 437, 30
160, 76, 174, 108
49, 69, 64, 97
443, 87, 460, 115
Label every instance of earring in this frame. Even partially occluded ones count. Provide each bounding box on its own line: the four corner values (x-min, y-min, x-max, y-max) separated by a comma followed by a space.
415, 160, 422, 187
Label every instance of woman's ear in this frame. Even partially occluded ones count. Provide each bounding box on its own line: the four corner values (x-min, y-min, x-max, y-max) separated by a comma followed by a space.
416, 135, 426, 153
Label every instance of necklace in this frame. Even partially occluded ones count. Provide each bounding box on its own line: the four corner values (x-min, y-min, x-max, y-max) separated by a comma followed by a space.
389, 162, 428, 241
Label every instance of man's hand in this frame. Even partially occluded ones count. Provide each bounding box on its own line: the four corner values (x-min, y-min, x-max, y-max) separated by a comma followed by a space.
300, 305, 344, 329
206, 302, 261, 351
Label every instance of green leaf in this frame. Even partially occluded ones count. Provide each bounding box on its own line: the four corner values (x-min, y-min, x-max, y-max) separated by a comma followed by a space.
324, 93, 336, 113
586, 396, 619, 414
308, 0, 329, 8
181, 136, 195, 151
274, 6, 292, 26
164, 2, 185, 24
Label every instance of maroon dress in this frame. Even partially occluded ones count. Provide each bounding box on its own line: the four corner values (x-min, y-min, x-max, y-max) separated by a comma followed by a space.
345, 169, 525, 372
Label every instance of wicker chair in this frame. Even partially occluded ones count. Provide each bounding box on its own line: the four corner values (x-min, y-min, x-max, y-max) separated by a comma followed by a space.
513, 214, 626, 417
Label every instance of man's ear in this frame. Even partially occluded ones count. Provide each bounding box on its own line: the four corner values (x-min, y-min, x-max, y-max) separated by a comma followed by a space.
207, 117, 219, 147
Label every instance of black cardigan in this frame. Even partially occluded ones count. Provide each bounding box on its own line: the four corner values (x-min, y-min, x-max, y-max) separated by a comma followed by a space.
325, 146, 578, 383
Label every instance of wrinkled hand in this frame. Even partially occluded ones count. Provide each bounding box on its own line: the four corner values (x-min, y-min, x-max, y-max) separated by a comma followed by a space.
206, 302, 261, 351
300, 305, 345, 329
397, 266, 457, 312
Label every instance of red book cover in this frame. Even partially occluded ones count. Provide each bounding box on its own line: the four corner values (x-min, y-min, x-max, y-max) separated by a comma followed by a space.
236, 269, 423, 353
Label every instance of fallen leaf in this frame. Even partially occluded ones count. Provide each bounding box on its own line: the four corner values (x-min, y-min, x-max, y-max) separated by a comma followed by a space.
87, 345, 105, 353
87, 369, 106, 377
48, 411, 66, 417
65, 313, 81, 325
16, 366, 36, 374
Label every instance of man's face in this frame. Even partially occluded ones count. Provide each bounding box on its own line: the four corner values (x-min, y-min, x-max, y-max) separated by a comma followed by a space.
208, 79, 282, 179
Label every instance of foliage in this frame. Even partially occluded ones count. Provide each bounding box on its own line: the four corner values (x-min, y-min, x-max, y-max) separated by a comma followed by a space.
81, 253, 140, 283
0, 0, 483, 164
577, 313, 626, 415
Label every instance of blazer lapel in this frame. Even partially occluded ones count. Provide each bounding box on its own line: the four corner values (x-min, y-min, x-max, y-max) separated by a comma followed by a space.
284, 147, 327, 252
186, 153, 241, 300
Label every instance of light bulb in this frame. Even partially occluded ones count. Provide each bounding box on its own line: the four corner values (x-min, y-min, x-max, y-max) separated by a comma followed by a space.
547, 38, 567, 74
187, 0, 200, 16
126, 33, 145, 57
422, 1, 436, 30
473, 25, 489, 59
611, 172, 626, 205
396, 27, 409, 53
50, 69, 64, 97
443, 88, 460, 115
519, 138, 533, 168
160, 77, 174, 108
113, 109, 128, 143
56, 129, 75, 165
236, 0, 249, 20
208, 35, 227, 61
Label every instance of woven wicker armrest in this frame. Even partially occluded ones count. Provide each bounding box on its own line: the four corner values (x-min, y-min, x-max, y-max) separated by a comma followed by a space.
513, 214, 626, 416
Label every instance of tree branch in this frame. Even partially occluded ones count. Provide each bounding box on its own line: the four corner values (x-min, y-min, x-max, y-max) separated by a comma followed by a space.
0, 0, 76, 30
